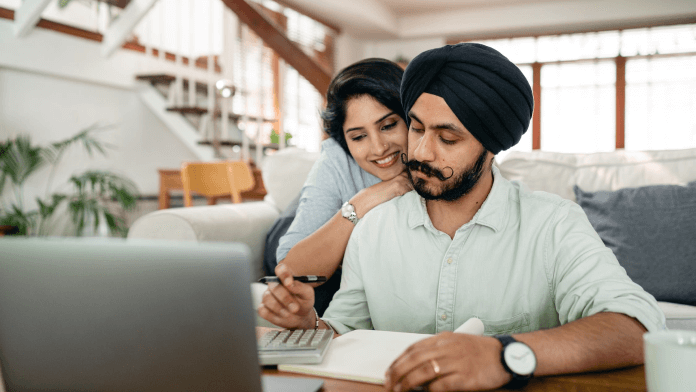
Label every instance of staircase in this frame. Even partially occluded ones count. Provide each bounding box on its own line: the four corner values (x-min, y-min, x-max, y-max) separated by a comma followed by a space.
135, 70, 280, 161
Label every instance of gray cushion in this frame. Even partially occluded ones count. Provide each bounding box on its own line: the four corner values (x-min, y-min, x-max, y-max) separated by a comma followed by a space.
574, 182, 696, 306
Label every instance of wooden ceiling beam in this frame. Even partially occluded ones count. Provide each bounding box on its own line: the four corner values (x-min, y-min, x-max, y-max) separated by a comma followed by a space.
220, 0, 332, 95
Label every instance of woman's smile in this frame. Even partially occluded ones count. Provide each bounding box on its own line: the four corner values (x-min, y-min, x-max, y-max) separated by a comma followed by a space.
373, 151, 400, 168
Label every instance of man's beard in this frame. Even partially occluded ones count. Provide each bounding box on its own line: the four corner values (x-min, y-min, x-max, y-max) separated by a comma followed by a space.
405, 147, 489, 202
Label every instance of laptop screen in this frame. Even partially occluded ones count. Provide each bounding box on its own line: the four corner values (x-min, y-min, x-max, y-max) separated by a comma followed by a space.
0, 238, 262, 392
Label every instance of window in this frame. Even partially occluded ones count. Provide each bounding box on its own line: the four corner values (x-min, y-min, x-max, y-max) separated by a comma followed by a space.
455, 23, 696, 156
625, 55, 696, 150
541, 61, 615, 153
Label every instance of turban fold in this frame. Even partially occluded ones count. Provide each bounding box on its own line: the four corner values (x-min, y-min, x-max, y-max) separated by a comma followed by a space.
401, 43, 533, 154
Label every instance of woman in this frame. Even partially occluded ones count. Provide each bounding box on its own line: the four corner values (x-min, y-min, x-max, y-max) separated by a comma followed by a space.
271, 58, 412, 315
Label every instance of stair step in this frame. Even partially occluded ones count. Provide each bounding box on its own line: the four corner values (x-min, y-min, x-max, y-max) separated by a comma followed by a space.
214, 111, 278, 123
136, 74, 175, 84
198, 140, 280, 150
137, 75, 210, 95
167, 106, 208, 115
165, 107, 278, 123
103, 0, 131, 9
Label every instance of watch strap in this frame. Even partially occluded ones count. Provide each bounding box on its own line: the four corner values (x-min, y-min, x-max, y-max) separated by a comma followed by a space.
494, 334, 533, 389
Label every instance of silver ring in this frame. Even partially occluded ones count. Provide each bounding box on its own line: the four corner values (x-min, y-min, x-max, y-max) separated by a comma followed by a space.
430, 358, 440, 375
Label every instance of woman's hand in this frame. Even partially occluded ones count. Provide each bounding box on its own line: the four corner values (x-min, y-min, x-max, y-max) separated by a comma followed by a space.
258, 263, 317, 329
351, 171, 412, 218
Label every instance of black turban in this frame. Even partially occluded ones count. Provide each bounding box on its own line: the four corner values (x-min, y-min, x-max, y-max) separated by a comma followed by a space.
401, 43, 533, 154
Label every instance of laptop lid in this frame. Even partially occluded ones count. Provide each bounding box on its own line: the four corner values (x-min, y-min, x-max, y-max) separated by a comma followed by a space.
0, 237, 262, 392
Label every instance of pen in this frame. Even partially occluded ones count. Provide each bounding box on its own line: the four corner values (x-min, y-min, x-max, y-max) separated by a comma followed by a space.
258, 275, 327, 284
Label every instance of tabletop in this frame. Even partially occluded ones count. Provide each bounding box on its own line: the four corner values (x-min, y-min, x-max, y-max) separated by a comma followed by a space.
262, 365, 646, 392
257, 326, 646, 392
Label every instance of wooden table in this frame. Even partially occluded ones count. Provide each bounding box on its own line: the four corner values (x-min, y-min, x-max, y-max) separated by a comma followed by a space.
157, 165, 267, 209
263, 366, 646, 392
256, 328, 646, 392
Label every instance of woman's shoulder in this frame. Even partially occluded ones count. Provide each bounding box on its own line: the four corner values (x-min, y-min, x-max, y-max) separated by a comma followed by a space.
314, 138, 363, 174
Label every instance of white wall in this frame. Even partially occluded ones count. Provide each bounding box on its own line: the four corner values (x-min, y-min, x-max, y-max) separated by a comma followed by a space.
0, 67, 198, 209
362, 37, 447, 64
334, 34, 447, 72
334, 33, 364, 73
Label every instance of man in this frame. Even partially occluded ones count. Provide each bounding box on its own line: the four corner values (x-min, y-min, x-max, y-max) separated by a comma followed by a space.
258, 43, 665, 391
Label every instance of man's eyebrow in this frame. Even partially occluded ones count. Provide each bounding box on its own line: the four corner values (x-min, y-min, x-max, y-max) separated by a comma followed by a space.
408, 111, 422, 124
433, 123, 464, 134
408, 111, 464, 135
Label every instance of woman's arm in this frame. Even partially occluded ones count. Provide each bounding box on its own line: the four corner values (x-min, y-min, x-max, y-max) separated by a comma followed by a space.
280, 172, 412, 279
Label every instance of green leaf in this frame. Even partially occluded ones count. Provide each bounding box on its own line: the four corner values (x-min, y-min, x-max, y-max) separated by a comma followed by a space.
269, 129, 293, 145
103, 210, 127, 237
46, 124, 116, 164
0, 170, 7, 198
0, 135, 45, 186
35, 194, 67, 219
0, 206, 37, 236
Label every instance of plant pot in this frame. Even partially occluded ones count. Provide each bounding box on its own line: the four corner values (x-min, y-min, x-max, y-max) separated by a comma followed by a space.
0, 225, 19, 236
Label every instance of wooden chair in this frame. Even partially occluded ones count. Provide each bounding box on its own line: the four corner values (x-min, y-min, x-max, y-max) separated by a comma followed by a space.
180, 161, 255, 207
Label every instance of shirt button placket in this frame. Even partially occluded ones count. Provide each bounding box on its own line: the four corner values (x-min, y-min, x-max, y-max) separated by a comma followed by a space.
436, 253, 456, 333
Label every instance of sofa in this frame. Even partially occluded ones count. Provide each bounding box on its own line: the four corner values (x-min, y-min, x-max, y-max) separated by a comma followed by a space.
128, 146, 696, 331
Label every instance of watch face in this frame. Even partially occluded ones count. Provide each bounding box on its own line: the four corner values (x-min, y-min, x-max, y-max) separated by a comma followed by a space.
341, 203, 354, 217
503, 342, 537, 376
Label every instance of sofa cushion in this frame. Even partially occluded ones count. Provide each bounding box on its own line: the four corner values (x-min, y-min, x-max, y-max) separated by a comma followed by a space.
128, 202, 279, 278
261, 147, 320, 212
658, 302, 696, 331
499, 148, 696, 201
574, 183, 696, 306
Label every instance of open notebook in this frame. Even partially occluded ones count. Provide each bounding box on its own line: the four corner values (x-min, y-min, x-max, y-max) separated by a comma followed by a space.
278, 330, 431, 384
277, 318, 485, 384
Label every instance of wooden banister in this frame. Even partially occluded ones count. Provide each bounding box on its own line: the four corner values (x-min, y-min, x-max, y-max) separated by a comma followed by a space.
220, 0, 332, 95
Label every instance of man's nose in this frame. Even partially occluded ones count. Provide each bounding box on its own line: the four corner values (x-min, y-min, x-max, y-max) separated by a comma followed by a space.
412, 132, 436, 162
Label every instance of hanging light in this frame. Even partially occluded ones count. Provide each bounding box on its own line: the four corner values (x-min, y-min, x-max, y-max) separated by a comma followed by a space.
216, 79, 236, 98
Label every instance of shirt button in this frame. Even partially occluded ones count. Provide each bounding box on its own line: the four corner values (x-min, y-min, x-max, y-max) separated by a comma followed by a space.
446, 258, 453, 264
441, 314, 447, 321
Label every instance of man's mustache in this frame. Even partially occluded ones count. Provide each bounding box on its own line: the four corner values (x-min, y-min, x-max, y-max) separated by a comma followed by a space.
400, 153, 454, 181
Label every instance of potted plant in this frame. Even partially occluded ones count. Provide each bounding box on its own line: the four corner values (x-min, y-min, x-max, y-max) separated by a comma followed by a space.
0, 125, 138, 237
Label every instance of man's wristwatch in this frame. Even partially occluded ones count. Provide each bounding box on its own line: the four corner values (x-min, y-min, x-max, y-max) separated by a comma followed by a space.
493, 335, 537, 389
341, 202, 359, 225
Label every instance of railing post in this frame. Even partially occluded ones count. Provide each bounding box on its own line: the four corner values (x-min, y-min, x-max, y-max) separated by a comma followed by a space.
240, 23, 250, 162
175, 0, 184, 107
207, 0, 216, 149
188, 0, 196, 107
278, 58, 285, 150
256, 45, 265, 164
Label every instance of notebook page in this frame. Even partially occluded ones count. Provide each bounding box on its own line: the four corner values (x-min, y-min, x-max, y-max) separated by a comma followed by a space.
278, 330, 431, 384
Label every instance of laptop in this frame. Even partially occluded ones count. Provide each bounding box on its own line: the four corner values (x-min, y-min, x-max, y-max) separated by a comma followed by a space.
0, 238, 322, 392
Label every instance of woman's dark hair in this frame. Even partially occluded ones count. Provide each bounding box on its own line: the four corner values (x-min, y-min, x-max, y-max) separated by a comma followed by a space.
321, 58, 405, 156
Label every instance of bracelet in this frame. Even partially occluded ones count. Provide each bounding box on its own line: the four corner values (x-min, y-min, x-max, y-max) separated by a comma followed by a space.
312, 307, 320, 329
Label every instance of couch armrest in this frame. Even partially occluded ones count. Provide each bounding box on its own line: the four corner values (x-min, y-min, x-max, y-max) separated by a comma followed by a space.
128, 202, 280, 278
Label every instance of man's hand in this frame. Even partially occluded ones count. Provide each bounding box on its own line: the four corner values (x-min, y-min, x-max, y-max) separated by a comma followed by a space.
258, 264, 316, 329
384, 332, 511, 392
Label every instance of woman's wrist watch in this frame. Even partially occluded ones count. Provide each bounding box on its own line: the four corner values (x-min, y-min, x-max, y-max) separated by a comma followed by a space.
341, 202, 359, 225
493, 335, 537, 389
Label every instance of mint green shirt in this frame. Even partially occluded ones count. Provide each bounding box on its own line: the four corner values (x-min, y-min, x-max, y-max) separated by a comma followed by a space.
322, 166, 666, 335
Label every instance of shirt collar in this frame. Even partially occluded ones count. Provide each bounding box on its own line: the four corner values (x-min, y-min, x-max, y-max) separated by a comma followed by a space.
407, 165, 510, 233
